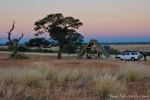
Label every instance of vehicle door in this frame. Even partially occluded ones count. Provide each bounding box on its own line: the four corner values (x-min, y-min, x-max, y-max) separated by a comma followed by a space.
131, 52, 137, 59
124, 52, 131, 60
121, 52, 126, 59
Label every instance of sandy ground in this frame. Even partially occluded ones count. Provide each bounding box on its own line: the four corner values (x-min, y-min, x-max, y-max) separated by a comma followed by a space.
0, 53, 150, 68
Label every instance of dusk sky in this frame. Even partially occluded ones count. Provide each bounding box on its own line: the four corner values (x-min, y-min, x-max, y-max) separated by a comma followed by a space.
0, 0, 150, 43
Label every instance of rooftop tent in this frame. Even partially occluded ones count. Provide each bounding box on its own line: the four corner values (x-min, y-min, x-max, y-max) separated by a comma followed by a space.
76, 39, 111, 59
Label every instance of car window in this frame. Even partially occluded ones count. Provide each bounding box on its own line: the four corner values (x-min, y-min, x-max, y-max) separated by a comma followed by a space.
131, 53, 135, 55
126, 53, 130, 55
122, 53, 126, 55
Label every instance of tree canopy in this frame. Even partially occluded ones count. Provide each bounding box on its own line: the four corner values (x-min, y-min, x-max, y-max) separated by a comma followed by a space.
25, 37, 50, 48
34, 13, 84, 59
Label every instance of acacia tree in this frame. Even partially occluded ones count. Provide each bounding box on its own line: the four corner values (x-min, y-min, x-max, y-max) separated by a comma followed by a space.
7, 21, 23, 58
34, 13, 84, 59
25, 37, 50, 48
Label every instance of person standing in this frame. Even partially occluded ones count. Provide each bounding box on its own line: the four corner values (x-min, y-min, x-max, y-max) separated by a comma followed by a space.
143, 53, 146, 61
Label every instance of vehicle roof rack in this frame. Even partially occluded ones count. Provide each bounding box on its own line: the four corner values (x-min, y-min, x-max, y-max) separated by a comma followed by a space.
124, 50, 138, 52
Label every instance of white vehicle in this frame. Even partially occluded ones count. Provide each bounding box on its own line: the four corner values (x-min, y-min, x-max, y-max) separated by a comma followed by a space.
116, 51, 143, 61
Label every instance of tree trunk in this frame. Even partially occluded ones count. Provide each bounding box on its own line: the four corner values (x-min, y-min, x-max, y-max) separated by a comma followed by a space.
13, 42, 18, 59
57, 46, 63, 59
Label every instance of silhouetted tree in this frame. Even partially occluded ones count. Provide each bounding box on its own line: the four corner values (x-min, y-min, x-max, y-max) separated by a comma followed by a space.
34, 13, 84, 59
25, 37, 50, 48
7, 21, 23, 58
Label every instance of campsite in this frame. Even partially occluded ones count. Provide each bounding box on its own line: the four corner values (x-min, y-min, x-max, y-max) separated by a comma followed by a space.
1, 0, 150, 99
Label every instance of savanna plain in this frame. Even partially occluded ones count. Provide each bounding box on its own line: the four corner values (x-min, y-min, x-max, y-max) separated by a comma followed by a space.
0, 50, 150, 100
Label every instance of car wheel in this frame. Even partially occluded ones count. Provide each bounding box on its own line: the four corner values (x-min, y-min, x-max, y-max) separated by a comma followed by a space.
131, 57, 135, 61
120, 58, 123, 60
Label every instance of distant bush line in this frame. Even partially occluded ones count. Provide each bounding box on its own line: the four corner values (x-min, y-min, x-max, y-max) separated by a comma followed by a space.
103, 46, 121, 55
4, 45, 57, 53
0, 45, 76, 54
102, 42, 150, 45
0, 45, 150, 56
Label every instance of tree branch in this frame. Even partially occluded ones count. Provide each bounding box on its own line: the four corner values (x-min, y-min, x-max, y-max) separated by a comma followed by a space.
17, 31, 24, 44
7, 20, 16, 43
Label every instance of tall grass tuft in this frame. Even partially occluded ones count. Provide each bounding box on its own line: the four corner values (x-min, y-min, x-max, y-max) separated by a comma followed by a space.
94, 73, 125, 100
57, 67, 72, 84
119, 62, 146, 82
31, 62, 58, 80
21, 69, 43, 88
68, 68, 81, 81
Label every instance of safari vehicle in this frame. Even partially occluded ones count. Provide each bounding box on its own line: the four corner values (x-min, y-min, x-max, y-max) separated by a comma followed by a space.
116, 51, 143, 61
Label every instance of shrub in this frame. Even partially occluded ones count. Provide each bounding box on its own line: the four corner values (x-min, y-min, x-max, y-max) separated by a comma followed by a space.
0, 47, 8, 51
9, 53, 29, 59
18, 46, 29, 52
28, 48, 55, 53
8, 45, 15, 51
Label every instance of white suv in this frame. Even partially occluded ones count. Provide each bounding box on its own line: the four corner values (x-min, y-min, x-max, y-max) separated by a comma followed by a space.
116, 51, 143, 61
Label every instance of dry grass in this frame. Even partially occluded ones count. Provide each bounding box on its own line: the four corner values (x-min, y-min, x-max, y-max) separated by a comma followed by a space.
119, 62, 146, 82
94, 73, 125, 100
0, 62, 128, 100
0, 53, 150, 99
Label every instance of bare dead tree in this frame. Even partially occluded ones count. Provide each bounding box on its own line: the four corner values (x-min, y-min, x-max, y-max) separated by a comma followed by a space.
7, 21, 24, 58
